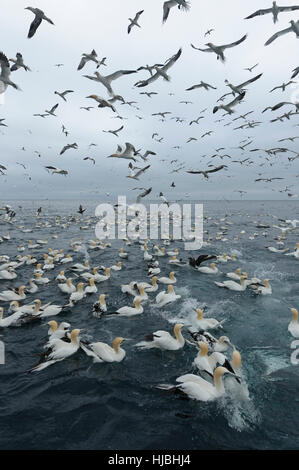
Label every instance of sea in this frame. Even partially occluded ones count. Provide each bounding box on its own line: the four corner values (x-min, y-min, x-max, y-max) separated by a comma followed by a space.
0, 199, 298, 450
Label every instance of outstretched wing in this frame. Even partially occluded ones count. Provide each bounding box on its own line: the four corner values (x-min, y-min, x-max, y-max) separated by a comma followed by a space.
265, 26, 292, 46
163, 0, 177, 23
221, 34, 248, 50
28, 16, 43, 38
105, 69, 137, 82
237, 73, 263, 89
245, 8, 272, 19
227, 91, 246, 107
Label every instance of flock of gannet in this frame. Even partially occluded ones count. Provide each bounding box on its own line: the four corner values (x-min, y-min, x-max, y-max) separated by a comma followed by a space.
0, 202, 298, 407
0, 2, 298, 198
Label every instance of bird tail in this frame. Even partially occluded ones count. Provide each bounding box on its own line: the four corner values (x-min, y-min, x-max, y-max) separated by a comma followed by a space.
156, 383, 177, 392
214, 282, 225, 288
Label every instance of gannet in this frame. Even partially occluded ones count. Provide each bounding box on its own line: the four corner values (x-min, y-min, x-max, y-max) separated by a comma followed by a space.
214, 276, 247, 291
265, 20, 299, 45
84, 278, 97, 295
58, 278, 76, 294
191, 35, 247, 62
109, 298, 143, 317
111, 261, 122, 271
158, 272, 177, 284
249, 279, 272, 295
162, 1, 190, 24
133, 286, 148, 303
135, 323, 185, 350
83, 69, 137, 96
157, 367, 238, 401
25, 7, 54, 38
81, 337, 127, 362
195, 262, 218, 274
0, 306, 40, 327
0, 286, 26, 302
92, 294, 107, 318
119, 248, 128, 258
0, 267, 17, 280
0, 52, 20, 92
192, 309, 226, 330
128, 10, 144, 34
29, 329, 81, 372
34, 273, 50, 284
9, 53, 31, 72
192, 342, 238, 378
155, 285, 181, 308
285, 243, 299, 258
288, 309, 299, 338
121, 281, 138, 296
68, 282, 86, 305
245, 3, 299, 24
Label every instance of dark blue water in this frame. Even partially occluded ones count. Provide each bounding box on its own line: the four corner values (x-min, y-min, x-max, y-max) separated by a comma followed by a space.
0, 200, 298, 449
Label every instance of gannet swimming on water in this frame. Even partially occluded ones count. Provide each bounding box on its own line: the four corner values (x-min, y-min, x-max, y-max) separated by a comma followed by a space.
0, 267, 17, 280
26, 279, 38, 294
158, 271, 177, 284
56, 270, 66, 282
288, 308, 299, 338
81, 337, 127, 363
119, 248, 128, 258
133, 286, 148, 303
137, 277, 158, 293
109, 297, 143, 317
68, 282, 86, 305
191, 309, 226, 330
190, 331, 234, 353
25, 7, 54, 38
266, 246, 289, 253
93, 267, 111, 283
195, 262, 218, 274
60, 254, 73, 263
47, 320, 70, 340
155, 285, 181, 308
29, 329, 81, 373
34, 273, 50, 284
214, 276, 247, 292
0, 285, 26, 302
249, 279, 272, 295
58, 278, 76, 294
0, 306, 40, 327
84, 278, 97, 295
135, 323, 185, 350
92, 294, 107, 318
192, 342, 238, 378
285, 243, 299, 258
111, 261, 122, 271
226, 268, 245, 280
157, 366, 239, 401
121, 281, 138, 296
70, 260, 90, 272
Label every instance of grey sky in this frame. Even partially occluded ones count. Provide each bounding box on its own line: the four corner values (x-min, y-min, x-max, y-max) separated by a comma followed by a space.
0, 0, 298, 200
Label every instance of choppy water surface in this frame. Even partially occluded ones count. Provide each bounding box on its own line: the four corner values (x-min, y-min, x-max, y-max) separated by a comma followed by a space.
0, 199, 298, 450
